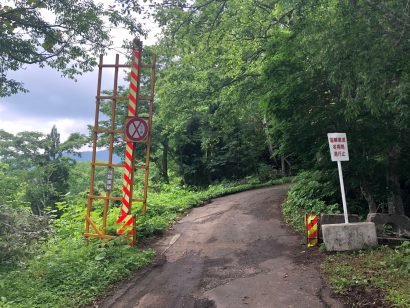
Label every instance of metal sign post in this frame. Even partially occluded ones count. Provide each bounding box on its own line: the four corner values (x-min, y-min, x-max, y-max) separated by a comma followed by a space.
84, 37, 156, 245
327, 133, 349, 224
337, 160, 348, 223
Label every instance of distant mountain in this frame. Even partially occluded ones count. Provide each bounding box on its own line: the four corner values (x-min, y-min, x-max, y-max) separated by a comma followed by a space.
64, 150, 121, 163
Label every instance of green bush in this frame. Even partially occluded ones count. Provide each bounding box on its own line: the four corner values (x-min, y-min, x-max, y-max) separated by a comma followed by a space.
282, 171, 340, 231
256, 163, 275, 182
0, 238, 154, 308
0, 206, 49, 264
391, 241, 410, 275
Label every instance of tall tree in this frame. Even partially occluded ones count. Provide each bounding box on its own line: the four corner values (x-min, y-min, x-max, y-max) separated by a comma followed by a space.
150, 0, 280, 184
153, 0, 410, 215
263, 0, 410, 215
0, 126, 86, 214
0, 0, 143, 97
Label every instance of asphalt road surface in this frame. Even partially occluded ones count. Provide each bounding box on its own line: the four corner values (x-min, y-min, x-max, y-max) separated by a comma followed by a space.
100, 185, 343, 308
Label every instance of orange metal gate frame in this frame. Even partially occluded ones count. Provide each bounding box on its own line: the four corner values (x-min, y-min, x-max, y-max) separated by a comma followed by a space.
84, 38, 156, 245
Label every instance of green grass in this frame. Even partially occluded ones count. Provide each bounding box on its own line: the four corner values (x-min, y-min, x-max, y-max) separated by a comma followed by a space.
0, 177, 291, 308
322, 243, 410, 307
0, 239, 155, 308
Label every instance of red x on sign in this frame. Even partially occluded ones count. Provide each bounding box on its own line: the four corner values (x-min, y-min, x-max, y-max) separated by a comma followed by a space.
125, 117, 149, 142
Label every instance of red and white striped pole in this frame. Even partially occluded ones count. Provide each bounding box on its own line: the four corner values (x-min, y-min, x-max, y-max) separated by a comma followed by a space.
116, 38, 142, 235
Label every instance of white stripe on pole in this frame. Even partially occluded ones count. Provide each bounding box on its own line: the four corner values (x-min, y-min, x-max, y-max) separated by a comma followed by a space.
337, 161, 349, 223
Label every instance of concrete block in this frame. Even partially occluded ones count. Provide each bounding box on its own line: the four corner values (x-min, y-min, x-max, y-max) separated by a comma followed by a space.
367, 213, 410, 238
322, 222, 378, 252
319, 214, 360, 238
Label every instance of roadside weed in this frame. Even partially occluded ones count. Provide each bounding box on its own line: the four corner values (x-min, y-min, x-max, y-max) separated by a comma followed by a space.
322, 244, 410, 307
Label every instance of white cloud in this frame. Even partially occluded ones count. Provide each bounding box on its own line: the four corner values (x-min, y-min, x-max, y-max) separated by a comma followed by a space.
0, 0, 160, 152
0, 117, 90, 142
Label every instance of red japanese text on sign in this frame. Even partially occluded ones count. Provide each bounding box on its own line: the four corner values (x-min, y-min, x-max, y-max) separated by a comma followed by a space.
327, 133, 349, 161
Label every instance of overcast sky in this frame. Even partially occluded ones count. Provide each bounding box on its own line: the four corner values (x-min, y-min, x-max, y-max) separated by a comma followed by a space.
0, 6, 159, 146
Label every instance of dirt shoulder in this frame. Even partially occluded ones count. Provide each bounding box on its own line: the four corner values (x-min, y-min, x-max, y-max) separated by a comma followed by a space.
96, 185, 342, 308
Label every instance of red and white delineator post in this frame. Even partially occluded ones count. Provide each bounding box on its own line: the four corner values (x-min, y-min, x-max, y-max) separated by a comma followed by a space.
116, 41, 142, 235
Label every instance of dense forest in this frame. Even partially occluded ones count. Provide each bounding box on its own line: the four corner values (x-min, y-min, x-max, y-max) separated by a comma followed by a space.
1, 0, 410, 307
151, 0, 410, 217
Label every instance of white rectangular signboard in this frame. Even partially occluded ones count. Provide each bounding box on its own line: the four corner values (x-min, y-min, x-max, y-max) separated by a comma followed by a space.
106, 167, 114, 191
327, 133, 349, 161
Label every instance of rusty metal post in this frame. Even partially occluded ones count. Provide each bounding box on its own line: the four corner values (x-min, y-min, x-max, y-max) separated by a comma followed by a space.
85, 54, 104, 237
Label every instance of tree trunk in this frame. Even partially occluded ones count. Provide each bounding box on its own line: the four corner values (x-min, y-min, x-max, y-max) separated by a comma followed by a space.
161, 138, 169, 183
30, 203, 40, 216
281, 157, 286, 176
360, 180, 378, 213
262, 116, 275, 160
284, 157, 292, 176
386, 145, 404, 215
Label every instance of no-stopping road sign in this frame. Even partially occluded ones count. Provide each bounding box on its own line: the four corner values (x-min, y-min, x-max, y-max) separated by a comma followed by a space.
125, 117, 149, 142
